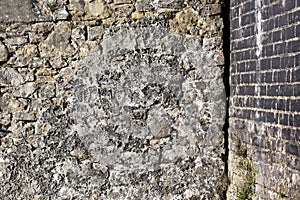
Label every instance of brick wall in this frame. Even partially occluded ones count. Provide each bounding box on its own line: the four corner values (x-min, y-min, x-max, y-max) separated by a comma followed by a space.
229, 0, 300, 199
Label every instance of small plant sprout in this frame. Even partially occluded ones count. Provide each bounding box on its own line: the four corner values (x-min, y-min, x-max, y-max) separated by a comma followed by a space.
47, 0, 60, 12
80, 151, 92, 161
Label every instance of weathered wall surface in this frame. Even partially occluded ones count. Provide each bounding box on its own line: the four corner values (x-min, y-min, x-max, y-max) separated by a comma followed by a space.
229, 0, 300, 199
0, 0, 226, 199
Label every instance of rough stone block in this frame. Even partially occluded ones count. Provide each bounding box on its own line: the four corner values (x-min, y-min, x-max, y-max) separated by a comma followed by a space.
0, 41, 8, 62
0, 0, 49, 23
39, 22, 76, 57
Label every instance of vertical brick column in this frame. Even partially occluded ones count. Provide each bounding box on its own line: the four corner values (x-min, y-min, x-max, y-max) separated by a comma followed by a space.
229, 0, 300, 199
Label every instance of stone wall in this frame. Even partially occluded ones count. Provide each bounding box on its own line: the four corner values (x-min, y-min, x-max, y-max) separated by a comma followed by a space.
0, 0, 226, 199
229, 0, 300, 199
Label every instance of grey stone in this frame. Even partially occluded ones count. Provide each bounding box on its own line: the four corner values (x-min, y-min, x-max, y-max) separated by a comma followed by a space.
37, 83, 56, 99
14, 112, 37, 122
0, 0, 49, 23
158, 0, 185, 11
0, 68, 24, 86
135, 0, 155, 12
39, 22, 76, 57
0, 41, 8, 62
87, 26, 104, 41
12, 82, 37, 98
5, 36, 28, 46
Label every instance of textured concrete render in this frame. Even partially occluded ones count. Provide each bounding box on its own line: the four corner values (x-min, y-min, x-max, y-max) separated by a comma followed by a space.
70, 25, 226, 198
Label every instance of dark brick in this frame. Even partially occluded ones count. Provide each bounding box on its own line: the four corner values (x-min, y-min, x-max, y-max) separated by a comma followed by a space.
243, 25, 255, 37
286, 99, 292, 111
296, 129, 300, 142
242, 74, 250, 83
231, 29, 240, 40
292, 68, 300, 82
261, 136, 271, 149
294, 84, 300, 96
278, 70, 286, 82
273, 71, 279, 82
231, 5, 240, 17
279, 114, 289, 125
296, 24, 300, 37
244, 50, 251, 60
278, 14, 288, 27
272, 57, 281, 69
250, 49, 257, 59
291, 99, 300, 112
278, 85, 285, 96
243, 1, 255, 13
264, 98, 274, 109
245, 86, 255, 95
281, 56, 295, 68
286, 143, 299, 156
246, 37, 256, 48
266, 112, 276, 123
295, 158, 300, 171
262, 5, 273, 20
287, 12, 294, 24
282, 128, 291, 140
261, 58, 271, 70
231, 75, 238, 85
279, 85, 293, 96
289, 9, 300, 24
288, 40, 300, 53
244, 109, 251, 119
239, 62, 245, 71
296, 55, 300, 68
263, 0, 270, 4
283, 26, 295, 40
295, 115, 300, 127
284, 1, 296, 11
260, 86, 267, 95
267, 126, 277, 138
270, 140, 277, 151
231, 40, 238, 50
267, 85, 279, 96
289, 114, 294, 126
262, 18, 275, 32
252, 136, 261, 147
271, 152, 282, 164
286, 70, 292, 81
244, 60, 256, 71
274, 16, 280, 28
263, 45, 274, 57
274, 42, 286, 55
263, 72, 272, 83
250, 97, 256, 107
262, 32, 271, 45
235, 51, 243, 61
277, 99, 286, 111
272, 30, 281, 42
231, 18, 240, 29
255, 110, 263, 121
241, 12, 256, 26
272, 3, 283, 16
